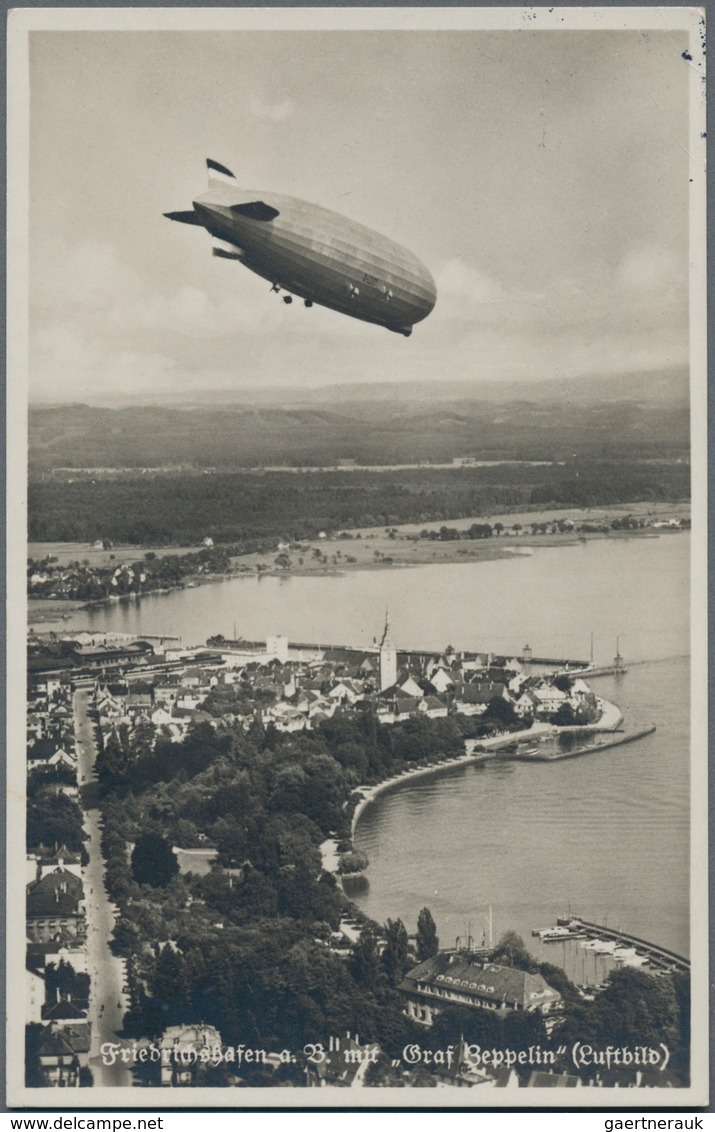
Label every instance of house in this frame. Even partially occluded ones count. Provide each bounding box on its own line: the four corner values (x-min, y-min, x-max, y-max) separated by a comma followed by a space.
41, 995, 90, 1026
569, 678, 592, 701
36, 1023, 91, 1086
461, 653, 492, 673
26, 869, 86, 943
125, 682, 156, 710
159, 1023, 223, 1086
454, 684, 509, 717
513, 691, 540, 719
395, 674, 424, 699
151, 706, 175, 728
27, 740, 75, 776
35, 845, 83, 882
400, 951, 562, 1026
428, 668, 455, 694
272, 708, 307, 733
69, 642, 153, 670
327, 681, 362, 706
531, 684, 568, 715
26, 965, 46, 1024
418, 696, 449, 719
27, 941, 89, 975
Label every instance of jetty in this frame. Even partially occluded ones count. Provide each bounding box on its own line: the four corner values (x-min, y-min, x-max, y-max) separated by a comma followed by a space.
568, 664, 628, 678
504, 724, 656, 762
556, 917, 689, 974
213, 637, 590, 670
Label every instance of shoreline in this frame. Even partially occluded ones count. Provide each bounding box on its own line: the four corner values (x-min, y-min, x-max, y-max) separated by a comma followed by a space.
319, 697, 629, 877
319, 749, 497, 877
28, 515, 690, 628
349, 749, 496, 839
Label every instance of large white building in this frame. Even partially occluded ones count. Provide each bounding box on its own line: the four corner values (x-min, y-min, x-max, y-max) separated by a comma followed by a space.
379, 614, 397, 691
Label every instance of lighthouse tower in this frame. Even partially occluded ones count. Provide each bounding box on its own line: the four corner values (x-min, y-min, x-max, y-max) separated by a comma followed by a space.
379, 613, 397, 691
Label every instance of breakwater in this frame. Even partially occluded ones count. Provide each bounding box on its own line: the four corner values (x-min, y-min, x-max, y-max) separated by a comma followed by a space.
560, 917, 689, 973
505, 725, 656, 762
216, 637, 590, 670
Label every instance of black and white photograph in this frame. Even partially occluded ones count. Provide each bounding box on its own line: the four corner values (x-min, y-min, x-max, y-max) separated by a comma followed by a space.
7, 5, 708, 1109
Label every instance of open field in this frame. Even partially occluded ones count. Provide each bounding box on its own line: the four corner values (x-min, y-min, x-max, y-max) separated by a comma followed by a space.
227, 500, 691, 576
28, 541, 201, 569
387, 500, 692, 537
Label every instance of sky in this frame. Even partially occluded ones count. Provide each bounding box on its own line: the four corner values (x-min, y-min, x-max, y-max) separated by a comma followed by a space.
25, 14, 699, 403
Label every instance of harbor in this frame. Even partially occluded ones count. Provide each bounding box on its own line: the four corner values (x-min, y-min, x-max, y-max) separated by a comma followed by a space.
533, 917, 690, 977
502, 724, 657, 762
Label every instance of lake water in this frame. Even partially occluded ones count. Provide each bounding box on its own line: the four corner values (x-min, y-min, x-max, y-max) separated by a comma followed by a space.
57, 533, 689, 667
51, 532, 692, 963
350, 656, 690, 967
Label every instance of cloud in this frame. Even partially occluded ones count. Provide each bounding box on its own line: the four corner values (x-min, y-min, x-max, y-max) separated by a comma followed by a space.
249, 91, 296, 122
31, 321, 182, 400
435, 259, 552, 326
35, 239, 280, 338
29, 231, 690, 404
613, 244, 686, 302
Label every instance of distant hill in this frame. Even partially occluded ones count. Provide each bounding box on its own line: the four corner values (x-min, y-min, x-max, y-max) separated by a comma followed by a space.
29, 380, 690, 472
32, 367, 689, 413
282, 368, 690, 408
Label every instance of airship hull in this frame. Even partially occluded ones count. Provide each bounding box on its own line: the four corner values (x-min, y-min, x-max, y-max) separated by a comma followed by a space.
167, 163, 436, 336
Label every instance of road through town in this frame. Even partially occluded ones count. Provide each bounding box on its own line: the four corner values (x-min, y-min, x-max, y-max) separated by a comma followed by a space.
74, 688, 132, 1089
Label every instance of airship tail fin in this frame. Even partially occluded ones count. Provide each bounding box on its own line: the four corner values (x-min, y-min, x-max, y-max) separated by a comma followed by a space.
207, 158, 237, 188
164, 210, 202, 225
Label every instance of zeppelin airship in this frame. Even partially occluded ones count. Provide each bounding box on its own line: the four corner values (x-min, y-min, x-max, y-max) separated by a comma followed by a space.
164, 160, 436, 337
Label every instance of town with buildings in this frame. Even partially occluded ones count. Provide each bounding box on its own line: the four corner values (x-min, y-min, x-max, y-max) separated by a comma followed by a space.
25, 616, 687, 1090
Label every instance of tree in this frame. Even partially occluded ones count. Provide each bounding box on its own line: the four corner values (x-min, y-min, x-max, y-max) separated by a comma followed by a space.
416, 907, 439, 961
381, 918, 410, 986
95, 730, 131, 791
350, 926, 382, 991
490, 930, 535, 970
27, 793, 87, 855
337, 850, 369, 875
45, 960, 90, 1005
131, 832, 179, 888
553, 674, 574, 692
552, 702, 578, 727
150, 944, 192, 1026
484, 695, 519, 729
591, 968, 680, 1052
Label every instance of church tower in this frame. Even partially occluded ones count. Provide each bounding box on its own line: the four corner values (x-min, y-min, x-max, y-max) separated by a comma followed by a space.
379, 612, 397, 691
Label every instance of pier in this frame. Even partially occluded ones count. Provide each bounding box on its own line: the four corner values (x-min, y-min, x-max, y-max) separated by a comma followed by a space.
215, 637, 591, 670
564, 663, 628, 678
504, 724, 655, 762
555, 917, 689, 974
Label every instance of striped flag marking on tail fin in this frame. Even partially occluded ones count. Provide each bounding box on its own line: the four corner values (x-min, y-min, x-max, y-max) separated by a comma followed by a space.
212, 237, 245, 260
207, 158, 237, 187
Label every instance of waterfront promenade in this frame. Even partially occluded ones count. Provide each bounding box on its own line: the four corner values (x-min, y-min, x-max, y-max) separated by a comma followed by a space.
319, 695, 632, 877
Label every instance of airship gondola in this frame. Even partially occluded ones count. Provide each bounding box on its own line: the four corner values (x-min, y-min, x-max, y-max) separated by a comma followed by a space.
165, 160, 436, 337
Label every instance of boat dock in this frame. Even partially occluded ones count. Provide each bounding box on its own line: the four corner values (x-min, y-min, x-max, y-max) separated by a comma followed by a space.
567, 664, 628, 678
555, 917, 689, 974
504, 724, 655, 762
